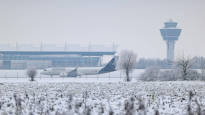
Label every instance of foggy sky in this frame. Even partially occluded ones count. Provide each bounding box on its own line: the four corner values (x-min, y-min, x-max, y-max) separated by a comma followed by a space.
0, 0, 205, 59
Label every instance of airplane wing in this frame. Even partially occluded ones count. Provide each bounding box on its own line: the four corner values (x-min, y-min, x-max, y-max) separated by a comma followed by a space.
60, 67, 78, 77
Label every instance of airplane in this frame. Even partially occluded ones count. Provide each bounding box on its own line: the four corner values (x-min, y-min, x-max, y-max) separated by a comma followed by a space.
40, 56, 118, 77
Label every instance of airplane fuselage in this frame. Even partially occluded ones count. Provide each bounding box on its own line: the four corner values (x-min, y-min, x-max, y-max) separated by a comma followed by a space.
40, 56, 118, 77
40, 67, 103, 77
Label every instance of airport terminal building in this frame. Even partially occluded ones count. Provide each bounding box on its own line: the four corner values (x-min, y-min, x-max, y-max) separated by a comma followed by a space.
0, 44, 116, 69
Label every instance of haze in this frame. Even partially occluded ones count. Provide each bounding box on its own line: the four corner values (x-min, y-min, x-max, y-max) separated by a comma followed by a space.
0, 0, 205, 59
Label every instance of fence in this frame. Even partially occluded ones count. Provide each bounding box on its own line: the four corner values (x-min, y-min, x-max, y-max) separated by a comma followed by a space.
0, 70, 142, 79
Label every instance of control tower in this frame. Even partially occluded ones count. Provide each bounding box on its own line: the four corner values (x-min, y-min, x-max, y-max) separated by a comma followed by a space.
160, 20, 182, 61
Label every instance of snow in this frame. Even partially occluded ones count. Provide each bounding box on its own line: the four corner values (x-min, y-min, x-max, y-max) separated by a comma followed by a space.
0, 70, 204, 114
0, 81, 205, 114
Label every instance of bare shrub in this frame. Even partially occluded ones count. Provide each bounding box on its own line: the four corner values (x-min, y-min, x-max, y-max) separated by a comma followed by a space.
139, 66, 160, 81
186, 70, 201, 80
158, 70, 179, 81
175, 56, 193, 80
140, 68, 200, 81
195, 100, 202, 115
154, 110, 160, 115
109, 107, 114, 115
124, 97, 136, 115
83, 106, 91, 115
199, 57, 205, 80
140, 56, 202, 81
118, 50, 137, 82
98, 104, 104, 115
186, 91, 204, 115
27, 68, 37, 81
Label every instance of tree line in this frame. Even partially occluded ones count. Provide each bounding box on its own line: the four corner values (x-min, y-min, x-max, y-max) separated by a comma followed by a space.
136, 56, 205, 69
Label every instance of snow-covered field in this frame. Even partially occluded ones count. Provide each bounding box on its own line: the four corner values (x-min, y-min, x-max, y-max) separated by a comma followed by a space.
0, 81, 205, 115
0, 70, 204, 115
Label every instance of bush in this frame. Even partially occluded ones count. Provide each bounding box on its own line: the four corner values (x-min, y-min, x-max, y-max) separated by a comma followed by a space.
27, 68, 37, 81
175, 56, 192, 80
158, 70, 179, 81
140, 67, 202, 81
185, 70, 201, 80
139, 66, 160, 81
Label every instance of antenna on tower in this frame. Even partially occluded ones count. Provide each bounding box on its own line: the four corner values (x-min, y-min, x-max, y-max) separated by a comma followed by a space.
67, 42, 69, 51
16, 42, 18, 51
40, 42, 43, 51
64, 41, 67, 51
112, 42, 115, 51
169, 19, 173, 22
88, 42, 91, 51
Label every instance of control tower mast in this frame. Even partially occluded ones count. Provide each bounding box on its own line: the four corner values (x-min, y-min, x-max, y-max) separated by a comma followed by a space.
160, 19, 182, 61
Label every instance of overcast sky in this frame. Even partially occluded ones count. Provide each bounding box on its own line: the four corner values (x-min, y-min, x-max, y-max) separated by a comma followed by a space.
0, 0, 205, 59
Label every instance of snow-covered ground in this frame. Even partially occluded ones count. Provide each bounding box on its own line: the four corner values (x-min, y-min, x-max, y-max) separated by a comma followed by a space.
0, 70, 204, 115
0, 81, 205, 115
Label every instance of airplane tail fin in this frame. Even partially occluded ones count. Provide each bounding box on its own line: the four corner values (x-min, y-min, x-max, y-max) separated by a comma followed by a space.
98, 56, 118, 74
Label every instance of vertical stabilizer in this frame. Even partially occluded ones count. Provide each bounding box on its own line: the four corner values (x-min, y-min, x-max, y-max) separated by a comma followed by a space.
98, 56, 118, 74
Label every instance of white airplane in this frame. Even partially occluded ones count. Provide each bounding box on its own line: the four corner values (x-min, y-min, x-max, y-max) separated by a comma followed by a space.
40, 56, 118, 77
